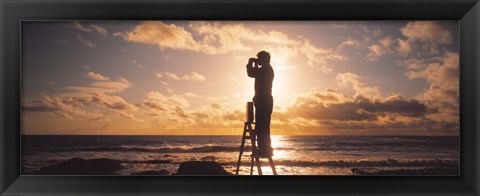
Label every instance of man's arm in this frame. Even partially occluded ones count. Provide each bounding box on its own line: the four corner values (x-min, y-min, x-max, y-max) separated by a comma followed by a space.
246, 58, 258, 78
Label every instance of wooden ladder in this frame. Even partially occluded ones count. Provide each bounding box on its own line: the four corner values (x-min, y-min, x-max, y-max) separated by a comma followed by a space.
235, 121, 277, 175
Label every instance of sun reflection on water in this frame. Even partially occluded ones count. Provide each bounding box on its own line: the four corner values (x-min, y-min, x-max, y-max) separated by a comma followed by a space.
270, 135, 288, 159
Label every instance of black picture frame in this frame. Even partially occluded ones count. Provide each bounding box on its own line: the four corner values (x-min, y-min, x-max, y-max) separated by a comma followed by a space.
1, 0, 479, 195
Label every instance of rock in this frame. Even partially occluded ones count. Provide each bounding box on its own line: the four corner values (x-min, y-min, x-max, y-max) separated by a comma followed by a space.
35, 158, 124, 175
132, 169, 170, 175
176, 161, 232, 175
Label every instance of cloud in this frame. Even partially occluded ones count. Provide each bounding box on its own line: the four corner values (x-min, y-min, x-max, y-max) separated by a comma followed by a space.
297, 39, 345, 70
211, 102, 222, 109
396, 39, 411, 56
118, 111, 138, 120
356, 95, 429, 117
396, 21, 452, 56
117, 77, 132, 85
90, 81, 132, 92
143, 92, 189, 111
68, 21, 108, 36
365, 36, 395, 61
86, 71, 110, 81
77, 35, 96, 47
285, 88, 430, 123
89, 25, 108, 36
400, 21, 452, 44
23, 72, 136, 120
117, 21, 346, 73
286, 89, 374, 121
268, 63, 458, 133
174, 106, 189, 118
222, 110, 245, 121
65, 78, 132, 95
367, 44, 385, 61
405, 52, 459, 124
66, 74, 132, 96
22, 96, 103, 120
379, 36, 394, 51
156, 72, 180, 80
182, 72, 206, 81
155, 71, 206, 81
91, 93, 136, 111
271, 86, 439, 135
294, 88, 352, 106
64, 86, 125, 95
23, 93, 135, 121
336, 72, 381, 100
288, 99, 376, 121
338, 38, 360, 49
69, 21, 93, 33
115, 21, 200, 51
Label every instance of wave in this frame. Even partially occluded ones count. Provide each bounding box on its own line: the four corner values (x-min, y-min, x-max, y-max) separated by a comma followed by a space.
23, 143, 457, 154
27, 145, 248, 153
24, 145, 299, 153
229, 159, 459, 168
121, 158, 459, 168
39, 157, 459, 169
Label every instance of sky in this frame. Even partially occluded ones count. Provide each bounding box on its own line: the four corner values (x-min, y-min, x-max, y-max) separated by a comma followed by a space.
21, 21, 460, 136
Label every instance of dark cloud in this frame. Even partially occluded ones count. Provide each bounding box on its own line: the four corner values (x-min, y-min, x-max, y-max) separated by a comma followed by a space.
285, 90, 431, 122
288, 101, 376, 121
356, 95, 431, 117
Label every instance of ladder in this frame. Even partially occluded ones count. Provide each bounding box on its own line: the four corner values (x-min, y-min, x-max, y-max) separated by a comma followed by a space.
235, 121, 277, 175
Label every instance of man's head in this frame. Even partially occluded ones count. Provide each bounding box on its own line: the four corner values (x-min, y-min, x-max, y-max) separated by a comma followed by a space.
256, 51, 271, 66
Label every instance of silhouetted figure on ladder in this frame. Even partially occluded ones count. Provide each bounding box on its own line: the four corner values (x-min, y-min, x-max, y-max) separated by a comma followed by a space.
235, 51, 276, 175
246, 51, 274, 157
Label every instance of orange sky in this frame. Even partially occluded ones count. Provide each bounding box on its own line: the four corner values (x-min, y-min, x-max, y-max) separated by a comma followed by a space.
21, 21, 460, 135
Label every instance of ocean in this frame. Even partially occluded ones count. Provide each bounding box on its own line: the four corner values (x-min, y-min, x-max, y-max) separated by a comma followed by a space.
21, 135, 460, 175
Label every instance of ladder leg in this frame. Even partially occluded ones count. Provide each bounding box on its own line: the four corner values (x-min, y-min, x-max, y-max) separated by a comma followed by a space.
250, 156, 254, 175
235, 124, 248, 175
255, 156, 262, 175
249, 123, 263, 175
268, 157, 277, 175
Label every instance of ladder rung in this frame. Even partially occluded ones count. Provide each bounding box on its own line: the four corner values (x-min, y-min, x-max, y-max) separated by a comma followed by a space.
236, 121, 276, 175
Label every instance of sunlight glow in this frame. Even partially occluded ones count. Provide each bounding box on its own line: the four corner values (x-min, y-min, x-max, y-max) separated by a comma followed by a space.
271, 57, 294, 107
270, 135, 288, 159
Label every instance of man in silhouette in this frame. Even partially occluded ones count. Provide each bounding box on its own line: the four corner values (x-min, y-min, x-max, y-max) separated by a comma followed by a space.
246, 51, 274, 157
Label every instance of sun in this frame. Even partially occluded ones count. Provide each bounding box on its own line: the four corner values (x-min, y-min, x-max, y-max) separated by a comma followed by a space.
271, 58, 294, 108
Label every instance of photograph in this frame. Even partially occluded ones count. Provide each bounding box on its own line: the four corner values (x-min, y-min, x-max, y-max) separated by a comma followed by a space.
20, 20, 460, 176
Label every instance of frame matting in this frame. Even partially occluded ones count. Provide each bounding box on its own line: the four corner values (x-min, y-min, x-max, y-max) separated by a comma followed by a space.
1, 0, 479, 195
